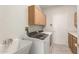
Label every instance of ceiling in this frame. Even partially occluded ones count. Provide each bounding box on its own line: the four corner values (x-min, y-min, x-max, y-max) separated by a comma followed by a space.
39, 5, 77, 9
39, 5, 57, 9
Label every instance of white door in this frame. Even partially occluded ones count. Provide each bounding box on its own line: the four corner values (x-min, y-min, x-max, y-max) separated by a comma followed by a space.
52, 13, 69, 45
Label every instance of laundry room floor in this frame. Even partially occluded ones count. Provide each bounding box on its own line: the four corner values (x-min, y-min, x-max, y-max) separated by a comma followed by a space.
51, 43, 72, 54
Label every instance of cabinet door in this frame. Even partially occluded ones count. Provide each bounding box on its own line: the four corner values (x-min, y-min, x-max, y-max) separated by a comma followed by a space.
68, 33, 73, 50
35, 7, 42, 25
68, 33, 77, 54
28, 6, 35, 25
72, 35, 77, 54
74, 12, 77, 28
35, 7, 46, 25
28, 5, 46, 25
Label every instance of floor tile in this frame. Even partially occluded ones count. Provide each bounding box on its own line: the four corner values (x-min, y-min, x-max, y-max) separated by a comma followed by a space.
52, 43, 72, 54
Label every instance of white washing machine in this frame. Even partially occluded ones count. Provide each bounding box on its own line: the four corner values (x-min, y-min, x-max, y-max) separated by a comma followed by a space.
23, 32, 52, 54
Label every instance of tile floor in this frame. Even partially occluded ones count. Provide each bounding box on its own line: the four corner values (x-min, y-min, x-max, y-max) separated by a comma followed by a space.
51, 43, 72, 54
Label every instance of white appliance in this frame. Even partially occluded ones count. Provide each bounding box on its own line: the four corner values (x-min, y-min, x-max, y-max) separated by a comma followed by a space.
0, 38, 32, 54
24, 32, 52, 54
15, 39, 32, 54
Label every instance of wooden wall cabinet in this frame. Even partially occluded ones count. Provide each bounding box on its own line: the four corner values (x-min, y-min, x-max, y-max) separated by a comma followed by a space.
28, 5, 46, 25
68, 33, 77, 54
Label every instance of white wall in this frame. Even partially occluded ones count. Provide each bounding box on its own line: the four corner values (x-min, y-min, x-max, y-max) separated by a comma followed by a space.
0, 5, 28, 43
42, 6, 76, 45
0, 5, 44, 43
77, 6, 79, 36
77, 6, 79, 44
